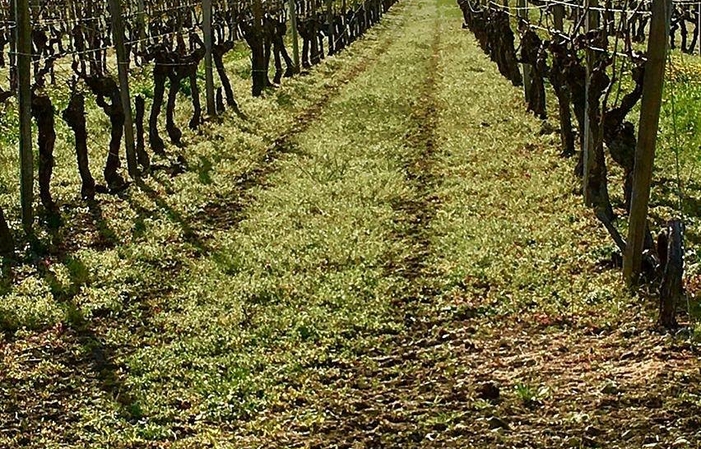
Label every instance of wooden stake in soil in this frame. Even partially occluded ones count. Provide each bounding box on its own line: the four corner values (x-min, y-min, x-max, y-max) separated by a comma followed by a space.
517, 0, 532, 102
327, 0, 334, 55
203, 0, 216, 115
658, 220, 684, 328
623, 0, 671, 284
108, 0, 138, 179
15, 0, 33, 233
251, 0, 267, 96
583, 0, 599, 205
288, 0, 301, 72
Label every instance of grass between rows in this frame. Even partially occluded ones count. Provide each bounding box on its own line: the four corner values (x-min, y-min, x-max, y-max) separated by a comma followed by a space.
2, 2, 421, 447
0, 0, 700, 447
504, 8, 701, 309
425, 1, 701, 446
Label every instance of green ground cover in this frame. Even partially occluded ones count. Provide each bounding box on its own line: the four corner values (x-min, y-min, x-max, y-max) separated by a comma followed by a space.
0, 0, 700, 447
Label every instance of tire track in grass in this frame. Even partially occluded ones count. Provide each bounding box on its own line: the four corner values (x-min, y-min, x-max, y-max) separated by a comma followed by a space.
340, 14, 449, 447
186, 1, 449, 447
272, 5, 449, 448
389, 5, 441, 310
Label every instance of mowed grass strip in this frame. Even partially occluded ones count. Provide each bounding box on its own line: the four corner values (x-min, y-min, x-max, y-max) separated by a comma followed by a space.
431, 0, 629, 325
420, 0, 701, 447
137, 2, 441, 447
0, 4, 406, 331
0, 1, 430, 448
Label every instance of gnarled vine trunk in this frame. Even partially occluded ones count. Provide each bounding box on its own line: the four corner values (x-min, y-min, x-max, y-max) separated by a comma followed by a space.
62, 93, 96, 201
31, 93, 57, 212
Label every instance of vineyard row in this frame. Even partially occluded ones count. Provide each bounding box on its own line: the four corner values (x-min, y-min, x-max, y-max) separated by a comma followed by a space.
459, 0, 684, 325
0, 0, 399, 254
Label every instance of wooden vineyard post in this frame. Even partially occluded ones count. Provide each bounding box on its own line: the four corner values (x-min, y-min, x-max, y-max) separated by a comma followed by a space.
15, 0, 33, 233
623, 0, 671, 285
252, 0, 266, 96
108, 0, 138, 179
311, 0, 319, 64
327, 0, 334, 55
288, 0, 301, 72
203, 0, 216, 115
517, 0, 532, 102
342, 0, 347, 37
136, 0, 147, 53
554, 0, 564, 31
66, 0, 76, 37
698, 2, 701, 55
228, 0, 239, 43
9, 0, 16, 90
583, 0, 599, 205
